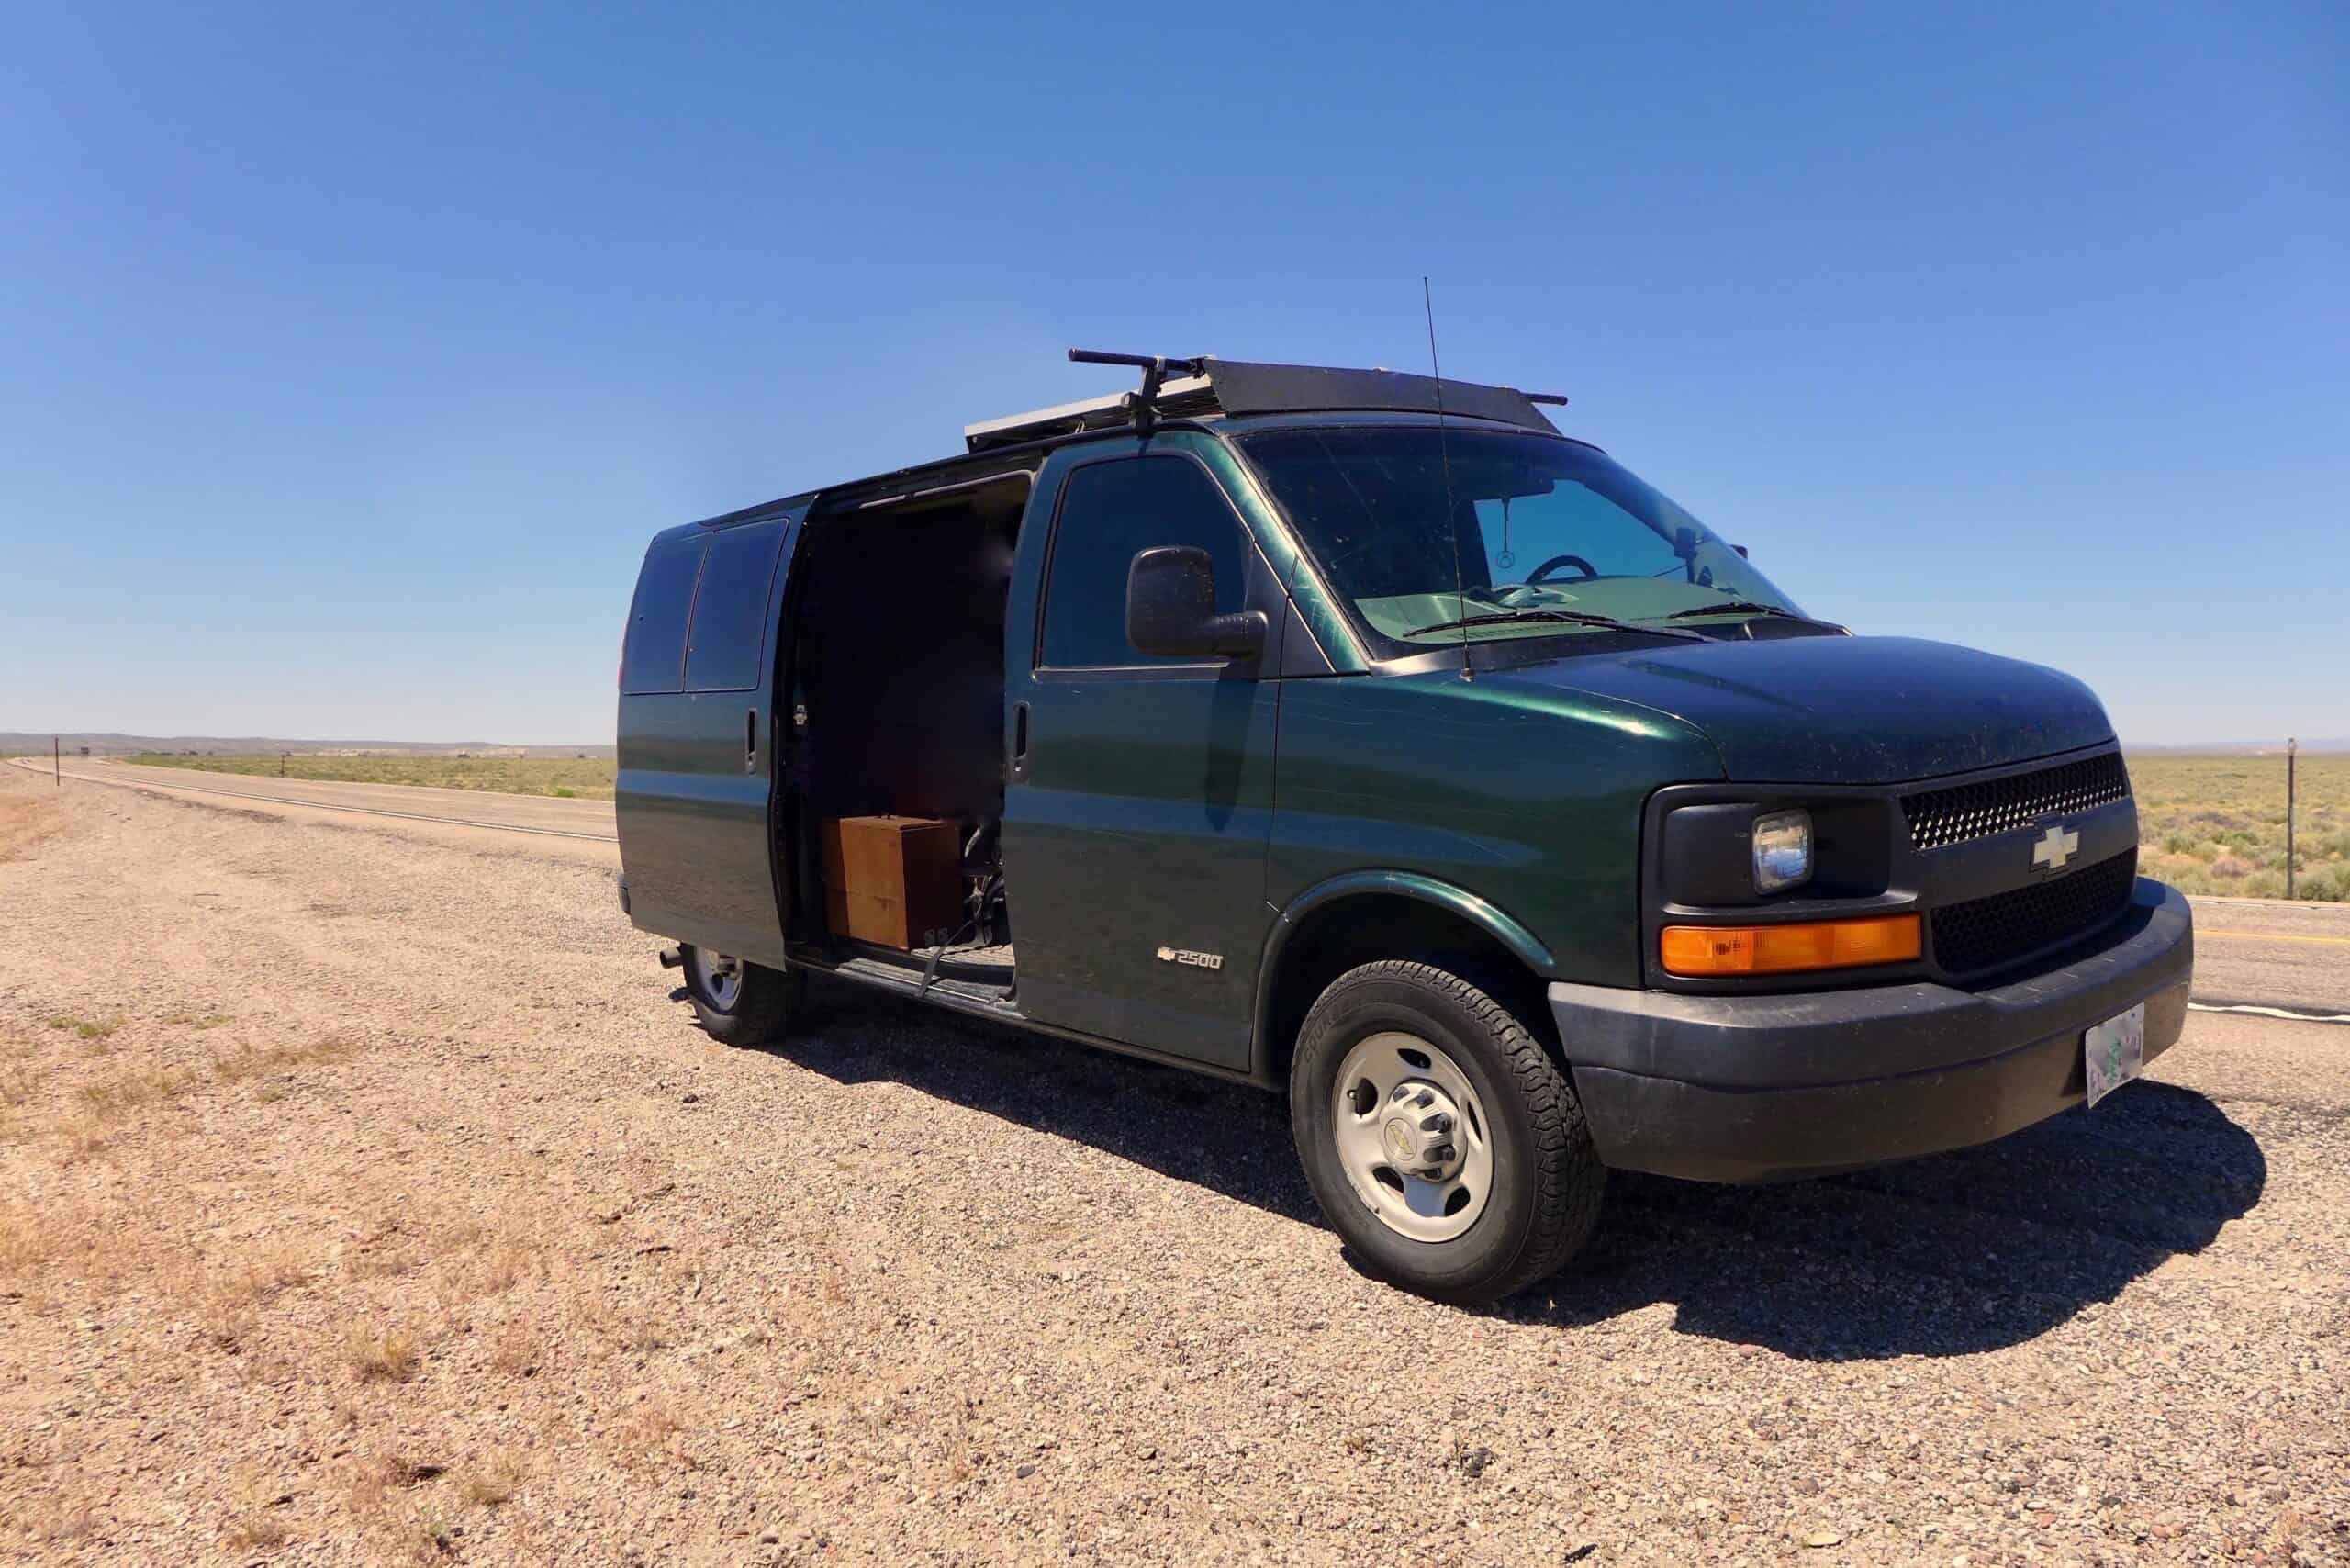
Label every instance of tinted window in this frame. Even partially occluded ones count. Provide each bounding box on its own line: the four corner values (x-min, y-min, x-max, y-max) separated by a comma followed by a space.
621, 533, 704, 694
684, 520, 787, 691
1041, 457, 1247, 668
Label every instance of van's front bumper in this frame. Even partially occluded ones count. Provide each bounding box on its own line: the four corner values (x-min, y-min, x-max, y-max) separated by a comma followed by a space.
1549, 879, 2194, 1182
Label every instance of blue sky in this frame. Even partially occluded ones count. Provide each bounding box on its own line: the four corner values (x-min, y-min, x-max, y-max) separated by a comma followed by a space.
4, 1, 2343, 745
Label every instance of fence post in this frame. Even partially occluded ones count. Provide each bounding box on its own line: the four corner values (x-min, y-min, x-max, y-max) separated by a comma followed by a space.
53, 736, 60, 786
2286, 738, 2297, 901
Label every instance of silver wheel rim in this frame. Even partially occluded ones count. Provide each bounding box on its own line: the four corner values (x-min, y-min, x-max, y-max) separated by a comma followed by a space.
1330, 1031, 1495, 1243
688, 948, 742, 1013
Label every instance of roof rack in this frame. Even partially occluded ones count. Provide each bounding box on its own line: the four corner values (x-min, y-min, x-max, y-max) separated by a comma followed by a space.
962, 349, 1568, 454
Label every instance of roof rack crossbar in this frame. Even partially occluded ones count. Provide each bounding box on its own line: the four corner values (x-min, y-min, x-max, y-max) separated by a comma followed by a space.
1064, 348, 1209, 439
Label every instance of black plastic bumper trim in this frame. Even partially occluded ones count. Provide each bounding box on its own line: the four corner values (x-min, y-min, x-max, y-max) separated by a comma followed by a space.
1549, 879, 2194, 1182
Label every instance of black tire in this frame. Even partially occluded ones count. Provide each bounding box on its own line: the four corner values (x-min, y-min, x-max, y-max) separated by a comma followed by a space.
1289, 959, 1605, 1305
679, 946, 803, 1047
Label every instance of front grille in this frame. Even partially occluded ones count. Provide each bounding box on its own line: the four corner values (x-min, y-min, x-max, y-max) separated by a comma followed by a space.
1901, 752, 2130, 851
1930, 850, 2137, 976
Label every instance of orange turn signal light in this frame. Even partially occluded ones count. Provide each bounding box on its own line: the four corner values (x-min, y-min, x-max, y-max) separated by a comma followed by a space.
1660, 913, 1921, 977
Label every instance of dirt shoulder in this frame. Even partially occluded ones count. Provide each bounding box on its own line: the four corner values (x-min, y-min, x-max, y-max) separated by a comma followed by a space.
0, 767, 2344, 1565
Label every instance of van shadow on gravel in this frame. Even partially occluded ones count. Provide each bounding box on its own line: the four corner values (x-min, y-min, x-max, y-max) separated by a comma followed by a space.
1507, 1081, 2266, 1358
765, 985, 2263, 1360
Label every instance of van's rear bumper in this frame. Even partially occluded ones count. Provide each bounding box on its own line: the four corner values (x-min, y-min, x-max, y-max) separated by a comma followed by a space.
1549, 879, 2193, 1183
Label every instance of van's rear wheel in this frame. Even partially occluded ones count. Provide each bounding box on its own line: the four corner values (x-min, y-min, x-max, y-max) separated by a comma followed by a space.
1290, 960, 1605, 1305
679, 946, 801, 1046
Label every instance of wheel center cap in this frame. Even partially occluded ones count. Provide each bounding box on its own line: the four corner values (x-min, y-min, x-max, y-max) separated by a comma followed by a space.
1383, 1080, 1466, 1181
1382, 1117, 1417, 1161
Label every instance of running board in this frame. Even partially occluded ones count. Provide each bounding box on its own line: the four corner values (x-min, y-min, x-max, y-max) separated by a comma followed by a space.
839, 938, 1014, 987
826, 955, 1018, 1012
792, 952, 1270, 1091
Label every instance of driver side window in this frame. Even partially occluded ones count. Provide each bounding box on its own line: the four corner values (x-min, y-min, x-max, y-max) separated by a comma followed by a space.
1040, 456, 1248, 668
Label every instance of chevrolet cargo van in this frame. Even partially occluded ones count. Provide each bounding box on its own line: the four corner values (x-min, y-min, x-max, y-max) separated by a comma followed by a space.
615, 352, 2193, 1305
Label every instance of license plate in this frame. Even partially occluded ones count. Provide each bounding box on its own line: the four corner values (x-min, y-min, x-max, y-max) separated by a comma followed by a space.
2084, 1002, 2146, 1108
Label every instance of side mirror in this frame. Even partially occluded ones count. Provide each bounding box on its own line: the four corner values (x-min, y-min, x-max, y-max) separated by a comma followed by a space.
1125, 545, 1267, 660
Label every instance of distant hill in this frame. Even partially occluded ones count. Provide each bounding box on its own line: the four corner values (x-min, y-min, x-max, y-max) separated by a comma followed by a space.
0, 732, 613, 759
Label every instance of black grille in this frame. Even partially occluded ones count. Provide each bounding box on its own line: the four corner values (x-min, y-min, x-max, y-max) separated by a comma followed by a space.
1902, 753, 2130, 851
1930, 850, 2137, 976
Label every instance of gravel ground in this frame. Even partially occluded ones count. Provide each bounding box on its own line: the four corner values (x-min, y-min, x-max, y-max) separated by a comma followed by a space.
0, 766, 2344, 1566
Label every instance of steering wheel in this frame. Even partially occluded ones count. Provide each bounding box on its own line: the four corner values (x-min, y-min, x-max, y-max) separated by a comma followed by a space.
1525, 554, 1598, 585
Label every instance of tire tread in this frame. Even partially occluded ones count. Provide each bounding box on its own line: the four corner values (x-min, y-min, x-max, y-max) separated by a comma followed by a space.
684, 949, 801, 1047
1291, 958, 1605, 1304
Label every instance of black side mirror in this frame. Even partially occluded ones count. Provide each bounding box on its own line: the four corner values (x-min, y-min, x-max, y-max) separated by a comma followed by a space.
1125, 546, 1267, 660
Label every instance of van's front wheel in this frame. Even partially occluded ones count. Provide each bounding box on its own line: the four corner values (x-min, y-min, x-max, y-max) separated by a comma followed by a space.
679, 946, 801, 1046
1290, 960, 1605, 1305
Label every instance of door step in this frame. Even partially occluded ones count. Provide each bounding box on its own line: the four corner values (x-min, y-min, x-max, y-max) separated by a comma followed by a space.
910, 940, 1015, 979
840, 937, 1013, 986
830, 955, 1017, 1011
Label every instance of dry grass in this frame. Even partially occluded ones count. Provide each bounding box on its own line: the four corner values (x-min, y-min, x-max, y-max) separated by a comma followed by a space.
2132, 752, 2350, 900
162, 1010, 234, 1029
1, 1061, 44, 1107
10, 1498, 97, 1548
338, 1450, 464, 1564
74, 1060, 196, 1116
224, 1468, 294, 1550
459, 1448, 528, 1506
210, 1036, 358, 1083
127, 751, 616, 800
223, 1509, 288, 1550
0, 791, 64, 862
614, 1400, 685, 1471
0, 1204, 62, 1275
42, 1011, 123, 1044
485, 1320, 542, 1377
0, 1019, 363, 1158
59, 1061, 199, 1155
179, 1245, 314, 1351
344, 1323, 422, 1383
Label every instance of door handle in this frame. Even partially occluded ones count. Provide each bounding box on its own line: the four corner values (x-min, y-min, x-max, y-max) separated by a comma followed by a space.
1010, 700, 1030, 781
745, 708, 758, 773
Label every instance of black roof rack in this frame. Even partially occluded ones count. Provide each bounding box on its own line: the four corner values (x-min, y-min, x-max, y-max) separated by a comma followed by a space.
962, 350, 1567, 453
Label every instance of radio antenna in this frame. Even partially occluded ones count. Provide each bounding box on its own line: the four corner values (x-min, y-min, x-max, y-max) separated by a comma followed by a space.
1423, 276, 1472, 680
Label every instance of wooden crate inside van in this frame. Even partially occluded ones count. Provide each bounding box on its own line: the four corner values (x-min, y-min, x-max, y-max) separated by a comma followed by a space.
819, 816, 964, 950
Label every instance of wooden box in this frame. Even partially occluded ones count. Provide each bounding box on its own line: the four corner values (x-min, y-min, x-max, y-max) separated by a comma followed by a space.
819, 815, 963, 950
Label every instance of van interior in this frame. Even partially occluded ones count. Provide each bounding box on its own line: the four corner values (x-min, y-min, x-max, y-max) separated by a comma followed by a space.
781, 467, 1035, 993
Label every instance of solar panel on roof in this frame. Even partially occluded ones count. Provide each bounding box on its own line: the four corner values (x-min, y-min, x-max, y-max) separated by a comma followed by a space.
963, 353, 1562, 453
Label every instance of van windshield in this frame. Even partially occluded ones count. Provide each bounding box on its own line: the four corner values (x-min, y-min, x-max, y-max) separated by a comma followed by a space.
1236, 425, 1811, 657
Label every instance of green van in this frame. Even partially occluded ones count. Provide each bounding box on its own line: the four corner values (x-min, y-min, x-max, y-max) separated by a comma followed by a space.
616, 352, 2193, 1304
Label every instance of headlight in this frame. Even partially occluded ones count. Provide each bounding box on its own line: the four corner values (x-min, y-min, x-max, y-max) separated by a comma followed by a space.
1751, 809, 1814, 893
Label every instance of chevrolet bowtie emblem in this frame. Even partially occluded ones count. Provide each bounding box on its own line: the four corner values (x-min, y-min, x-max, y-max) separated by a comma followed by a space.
2031, 823, 2080, 872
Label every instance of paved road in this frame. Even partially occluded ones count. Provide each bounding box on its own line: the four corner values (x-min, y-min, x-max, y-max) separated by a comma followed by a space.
16, 756, 2345, 1012
6, 756, 620, 866
2186, 895, 2350, 1019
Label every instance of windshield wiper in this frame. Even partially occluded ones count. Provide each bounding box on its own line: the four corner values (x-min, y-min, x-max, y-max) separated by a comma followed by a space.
1659, 599, 1796, 620
1406, 608, 1705, 642
1657, 600, 1843, 630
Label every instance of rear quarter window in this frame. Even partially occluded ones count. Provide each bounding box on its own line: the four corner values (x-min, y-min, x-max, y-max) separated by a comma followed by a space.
621, 534, 704, 695
682, 520, 788, 692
